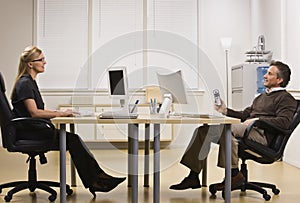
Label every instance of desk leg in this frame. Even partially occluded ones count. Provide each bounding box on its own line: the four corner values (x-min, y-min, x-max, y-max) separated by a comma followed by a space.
59, 124, 67, 203
69, 124, 76, 187
128, 135, 132, 187
153, 124, 160, 203
224, 124, 231, 203
202, 124, 208, 187
202, 157, 207, 187
144, 123, 150, 187
128, 124, 139, 203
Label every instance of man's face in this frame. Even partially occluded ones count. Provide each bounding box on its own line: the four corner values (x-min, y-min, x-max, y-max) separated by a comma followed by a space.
263, 65, 283, 89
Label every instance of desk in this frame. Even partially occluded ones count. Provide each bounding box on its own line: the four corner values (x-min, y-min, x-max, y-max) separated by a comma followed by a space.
148, 115, 240, 203
52, 115, 240, 203
52, 117, 147, 203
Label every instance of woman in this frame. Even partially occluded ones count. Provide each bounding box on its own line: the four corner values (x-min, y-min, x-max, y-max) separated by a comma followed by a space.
11, 46, 125, 196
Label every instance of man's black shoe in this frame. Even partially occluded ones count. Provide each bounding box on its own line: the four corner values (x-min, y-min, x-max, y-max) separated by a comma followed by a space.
212, 171, 245, 191
169, 177, 201, 190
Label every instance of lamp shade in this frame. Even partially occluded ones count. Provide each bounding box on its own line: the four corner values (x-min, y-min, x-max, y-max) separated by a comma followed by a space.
220, 37, 232, 51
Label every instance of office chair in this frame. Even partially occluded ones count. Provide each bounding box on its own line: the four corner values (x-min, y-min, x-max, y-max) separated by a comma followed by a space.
0, 72, 73, 202
209, 100, 300, 201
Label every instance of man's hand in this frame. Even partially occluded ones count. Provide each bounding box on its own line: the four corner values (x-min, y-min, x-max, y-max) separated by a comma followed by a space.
214, 99, 227, 115
242, 118, 259, 126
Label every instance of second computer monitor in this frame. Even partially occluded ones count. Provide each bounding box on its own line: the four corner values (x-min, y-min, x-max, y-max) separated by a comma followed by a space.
157, 70, 188, 104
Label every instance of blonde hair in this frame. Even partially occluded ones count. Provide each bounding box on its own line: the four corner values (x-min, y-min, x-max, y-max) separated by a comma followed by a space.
11, 46, 42, 98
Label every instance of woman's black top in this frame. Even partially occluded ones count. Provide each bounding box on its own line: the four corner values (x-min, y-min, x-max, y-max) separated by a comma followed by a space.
11, 74, 45, 118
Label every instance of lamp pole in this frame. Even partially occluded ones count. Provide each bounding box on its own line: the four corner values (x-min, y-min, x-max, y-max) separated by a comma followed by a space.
220, 37, 232, 106
225, 49, 229, 105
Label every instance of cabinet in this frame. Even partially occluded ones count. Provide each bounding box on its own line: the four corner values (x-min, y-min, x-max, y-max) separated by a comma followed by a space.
58, 104, 173, 144
231, 64, 267, 110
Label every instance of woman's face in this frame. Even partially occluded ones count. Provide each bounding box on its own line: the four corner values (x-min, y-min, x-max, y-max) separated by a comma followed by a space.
29, 53, 46, 74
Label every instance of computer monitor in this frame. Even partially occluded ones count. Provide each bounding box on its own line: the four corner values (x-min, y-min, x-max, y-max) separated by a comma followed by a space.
107, 66, 128, 107
157, 70, 188, 104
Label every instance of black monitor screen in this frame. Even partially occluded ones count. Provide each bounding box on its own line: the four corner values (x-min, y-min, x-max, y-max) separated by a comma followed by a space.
108, 70, 125, 95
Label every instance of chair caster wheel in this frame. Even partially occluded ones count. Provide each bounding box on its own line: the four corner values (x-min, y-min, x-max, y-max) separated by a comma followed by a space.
272, 188, 280, 195
263, 193, 271, 201
209, 185, 217, 195
4, 195, 12, 202
48, 194, 57, 202
67, 188, 73, 195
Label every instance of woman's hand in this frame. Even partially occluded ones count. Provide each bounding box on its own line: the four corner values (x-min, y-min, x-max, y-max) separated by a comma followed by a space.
57, 109, 76, 117
64, 109, 75, 117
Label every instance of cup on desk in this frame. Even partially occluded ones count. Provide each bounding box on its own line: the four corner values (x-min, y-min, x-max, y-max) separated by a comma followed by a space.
149, 100, 161, 118
149, 104, 157, 114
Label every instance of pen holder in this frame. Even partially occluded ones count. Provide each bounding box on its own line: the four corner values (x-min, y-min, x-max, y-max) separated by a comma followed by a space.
149, 105, 157, 114
149, 105, 161, 119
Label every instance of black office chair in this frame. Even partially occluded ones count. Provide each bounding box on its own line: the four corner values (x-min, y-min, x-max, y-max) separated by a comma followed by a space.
0, 72, 73, 202
209, 100, 300, 201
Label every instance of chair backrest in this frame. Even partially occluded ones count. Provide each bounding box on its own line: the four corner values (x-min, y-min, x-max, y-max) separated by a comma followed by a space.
288, 100, 300, 131
0, 72, 16, 148
239, 100, 300, 164
270, 100, 300, 152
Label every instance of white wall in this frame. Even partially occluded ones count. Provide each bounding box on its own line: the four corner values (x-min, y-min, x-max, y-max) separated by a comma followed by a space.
284, 0, 300, 89
281, 0, 300, 169
0, 0, 33, 146
199, 0, 251, 94
0, 0, 34, 96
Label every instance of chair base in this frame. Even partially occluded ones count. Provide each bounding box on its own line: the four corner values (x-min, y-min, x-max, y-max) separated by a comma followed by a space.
209, 163, 280, 201
209, 181, 279, 201
0, 180, 73, 202
233, 181, 279, 201
0, 156, 73, 202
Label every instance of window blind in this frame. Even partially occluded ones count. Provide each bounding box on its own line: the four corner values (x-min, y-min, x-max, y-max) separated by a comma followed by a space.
37, 0, 89, 89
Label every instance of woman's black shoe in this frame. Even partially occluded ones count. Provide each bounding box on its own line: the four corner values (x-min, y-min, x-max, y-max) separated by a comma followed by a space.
89, 177, 126, 197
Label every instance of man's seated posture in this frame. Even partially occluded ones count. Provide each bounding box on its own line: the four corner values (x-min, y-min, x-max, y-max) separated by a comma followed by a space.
170, 60, 297, 191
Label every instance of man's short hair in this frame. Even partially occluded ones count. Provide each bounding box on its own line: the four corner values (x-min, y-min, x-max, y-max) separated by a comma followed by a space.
269, 60, 291, 87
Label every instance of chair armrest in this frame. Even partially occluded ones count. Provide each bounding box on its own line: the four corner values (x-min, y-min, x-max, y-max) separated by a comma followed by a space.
11, 117, 55, 131
243, 119, 291, 139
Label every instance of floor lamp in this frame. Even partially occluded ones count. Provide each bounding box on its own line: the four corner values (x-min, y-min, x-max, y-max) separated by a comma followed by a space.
220, 37, 232, 106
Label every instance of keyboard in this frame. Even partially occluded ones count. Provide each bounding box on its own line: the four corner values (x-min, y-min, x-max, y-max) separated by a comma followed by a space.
73, 110, 95, 117
171, 112, 212, 118
99, 109, 138, 119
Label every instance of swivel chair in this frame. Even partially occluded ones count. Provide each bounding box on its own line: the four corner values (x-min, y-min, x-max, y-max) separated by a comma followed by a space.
209, 100, 300, 201
0, 72, 73, 202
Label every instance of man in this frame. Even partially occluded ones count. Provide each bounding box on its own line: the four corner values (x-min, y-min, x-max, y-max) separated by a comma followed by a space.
170, 60, 297, 191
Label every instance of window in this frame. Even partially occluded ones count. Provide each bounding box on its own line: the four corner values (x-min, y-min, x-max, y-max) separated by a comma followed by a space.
37, 0, 89, 89
147, 0, 198, 89
36, 0, 199, 90
90, 0, 143, 90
